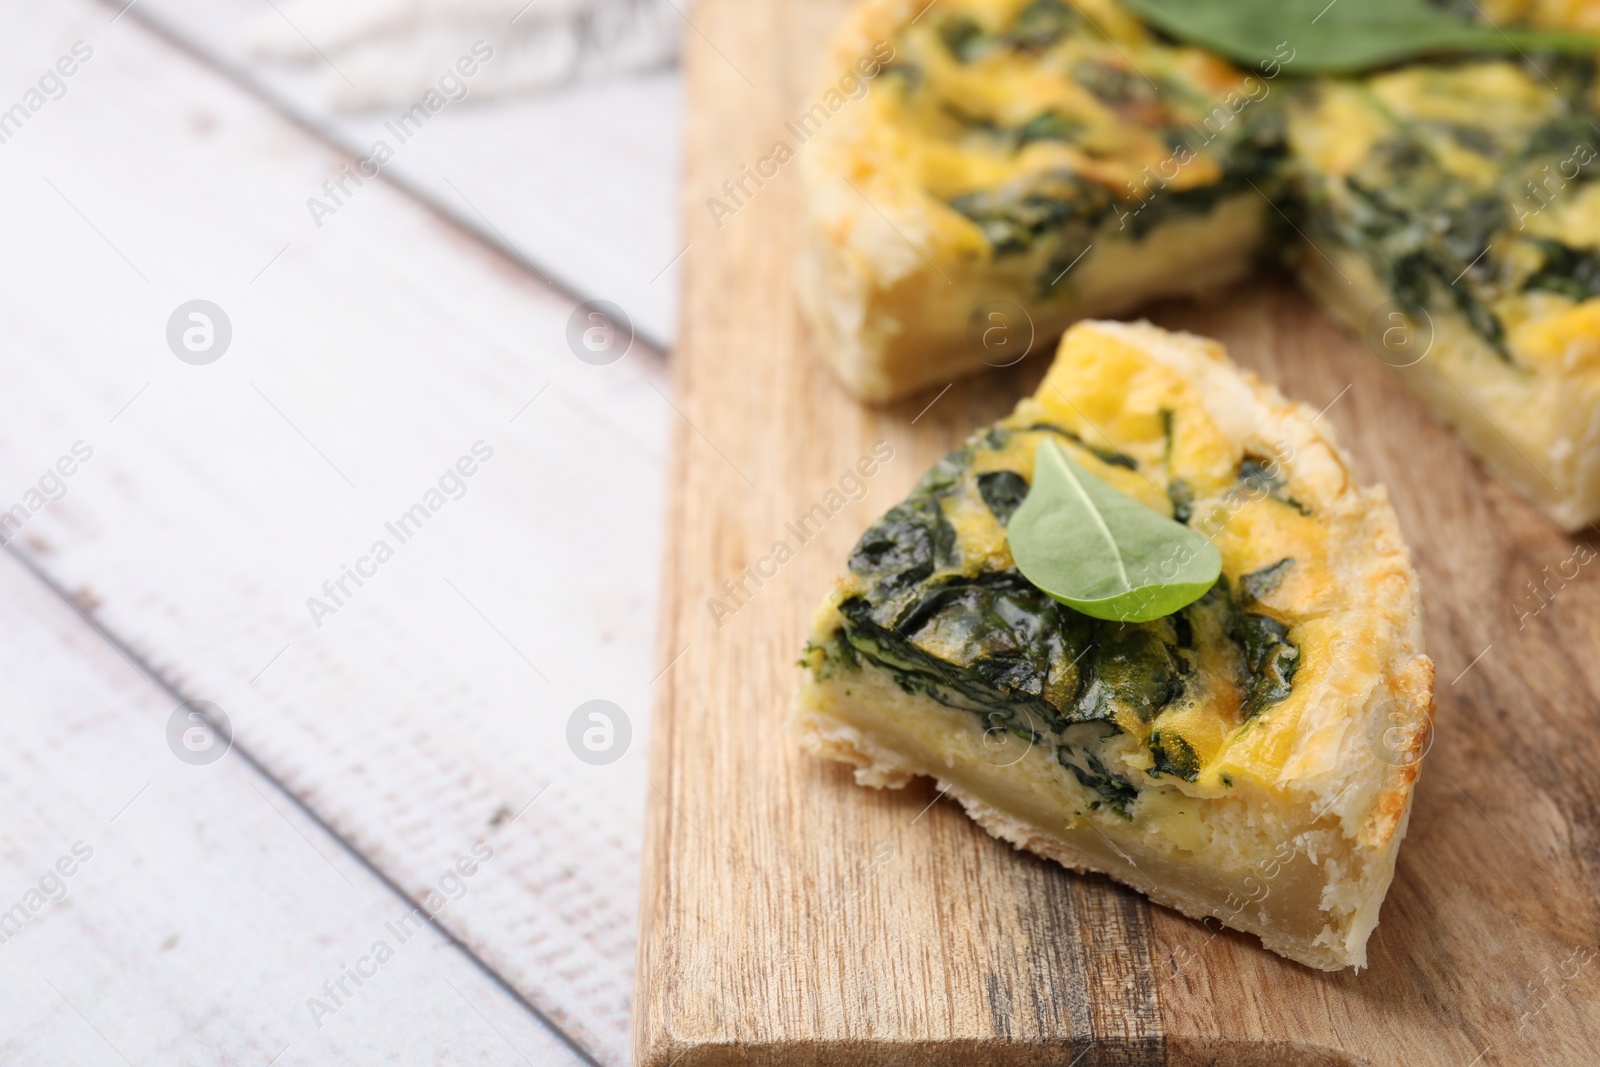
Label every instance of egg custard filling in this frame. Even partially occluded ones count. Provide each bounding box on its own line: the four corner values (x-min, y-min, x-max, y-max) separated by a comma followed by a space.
801, 0, 1600, 528
794, 321, 1435, 970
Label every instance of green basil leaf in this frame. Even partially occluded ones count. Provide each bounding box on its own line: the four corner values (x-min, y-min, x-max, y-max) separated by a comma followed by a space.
1009, 439, 1221, 623
1121, 0, 1600, 74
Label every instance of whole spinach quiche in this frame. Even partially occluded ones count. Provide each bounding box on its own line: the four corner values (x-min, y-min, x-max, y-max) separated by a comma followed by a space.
794, 320, 1436, 971
799, 0, 1600, 528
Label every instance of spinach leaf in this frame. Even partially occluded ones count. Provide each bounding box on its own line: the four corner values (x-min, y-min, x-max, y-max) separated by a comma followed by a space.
943, 105, 1087, 152
1025, 423, 1138, 469
1121, 0, 1600, 74
977, 470, 1030, 525
948, 172, 1105, 256
1238, 557, 1295, 605
848, 496, 958, 600
1072, 59, 1160, 109
1057, 744, 1140, 815
1148, 729, 1201, 781
836, 570, 1097, 734
1069, 625, 1184, 725
1167, 478, 1195, 524
1238, 456, 1311, 514
1007, 0, 1083, 50
1009, 439, 1222, 623
1160, 408, 1194, 523
938, 14, 989, 63
1524, 237, 1600, 300
938, 1, 1086, 61
1233, 612, 1300, 718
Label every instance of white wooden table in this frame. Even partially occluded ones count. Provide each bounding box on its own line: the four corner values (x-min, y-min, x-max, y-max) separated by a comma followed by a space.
0, 2, 681, 1063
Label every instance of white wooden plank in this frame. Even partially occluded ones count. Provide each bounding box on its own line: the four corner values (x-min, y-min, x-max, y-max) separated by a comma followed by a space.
122, 0, 684, 346
0, 548, 590, 1067
0, 4, 675, 1063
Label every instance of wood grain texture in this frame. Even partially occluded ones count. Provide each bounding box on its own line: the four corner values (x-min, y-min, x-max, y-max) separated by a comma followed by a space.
0, 3, 666, 1062
125, 0, 685, 346
635, 1, 1600, 1063
0, 546, 589, 1067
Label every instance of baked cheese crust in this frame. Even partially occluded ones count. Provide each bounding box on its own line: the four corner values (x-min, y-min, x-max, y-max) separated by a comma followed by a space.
800, 0, 1281, 402
794, 320, 1435, 970
799, 0, 1600, 529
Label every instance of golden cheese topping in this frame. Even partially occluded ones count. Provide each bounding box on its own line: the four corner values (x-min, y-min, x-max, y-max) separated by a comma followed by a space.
1289, 55, 1600, 378
849, 0, 1280, 264
826, 324, 1377, 803
1479, 0, 1600, 30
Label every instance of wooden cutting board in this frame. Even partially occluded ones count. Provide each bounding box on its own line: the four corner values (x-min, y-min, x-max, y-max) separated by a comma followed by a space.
635, 3, 1600, 1062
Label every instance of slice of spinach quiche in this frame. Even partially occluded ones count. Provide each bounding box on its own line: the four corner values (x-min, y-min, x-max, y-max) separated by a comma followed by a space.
1289, 58, 1600, 529
799, 0, 1285, 402
794, 321, 1436, 970
800, 0, 1600, 529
